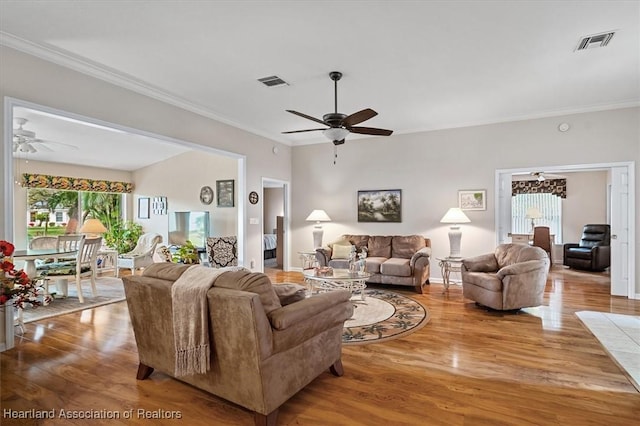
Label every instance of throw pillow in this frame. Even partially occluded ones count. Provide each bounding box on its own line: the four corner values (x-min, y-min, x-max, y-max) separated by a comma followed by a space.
273, 283, 307, 305
331, 243, 354, 260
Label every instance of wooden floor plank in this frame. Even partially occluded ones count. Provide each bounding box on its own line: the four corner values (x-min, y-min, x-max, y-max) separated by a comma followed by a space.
2, 266, 639, 425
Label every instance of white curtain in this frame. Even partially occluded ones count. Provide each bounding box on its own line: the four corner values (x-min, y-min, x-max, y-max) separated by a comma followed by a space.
512, 193, 562, 242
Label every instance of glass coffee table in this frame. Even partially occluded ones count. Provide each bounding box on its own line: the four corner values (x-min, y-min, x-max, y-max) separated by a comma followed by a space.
303, 268, 370, 301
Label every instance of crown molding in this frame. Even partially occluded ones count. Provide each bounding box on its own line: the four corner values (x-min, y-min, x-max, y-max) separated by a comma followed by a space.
0, 32, 290, 145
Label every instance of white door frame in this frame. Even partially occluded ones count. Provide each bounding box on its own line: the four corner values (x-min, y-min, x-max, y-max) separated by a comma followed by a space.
261, 177, 290, 272
495, 161, 635, 299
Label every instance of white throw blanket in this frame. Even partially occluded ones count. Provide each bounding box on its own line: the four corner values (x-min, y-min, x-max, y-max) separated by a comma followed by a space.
171, 265, 229, 377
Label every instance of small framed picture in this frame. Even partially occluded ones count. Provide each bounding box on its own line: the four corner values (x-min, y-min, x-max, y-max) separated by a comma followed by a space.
458, 190, 486, 211
138, 197, 150, 219
216, 179, 235, 207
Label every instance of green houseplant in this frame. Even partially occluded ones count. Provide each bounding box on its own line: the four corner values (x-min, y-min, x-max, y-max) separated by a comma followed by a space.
104, 220, 143, 254
173, 240, 200, 264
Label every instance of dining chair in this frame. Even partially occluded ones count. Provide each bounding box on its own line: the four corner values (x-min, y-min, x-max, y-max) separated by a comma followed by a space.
532, 226, 552, 265
40, 237, 102, 303
29, 236, 58, 250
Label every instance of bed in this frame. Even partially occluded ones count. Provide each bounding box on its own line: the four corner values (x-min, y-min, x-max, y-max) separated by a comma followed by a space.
263, 234, 277, 259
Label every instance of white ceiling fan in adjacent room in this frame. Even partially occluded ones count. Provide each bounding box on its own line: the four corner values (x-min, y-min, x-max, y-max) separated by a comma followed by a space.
13, 117, 79, 154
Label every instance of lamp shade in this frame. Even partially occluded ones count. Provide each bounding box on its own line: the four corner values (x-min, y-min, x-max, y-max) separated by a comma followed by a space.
525, 207, 543, 219
323, 128, 349, 141
440, 208, 471, 224
80, 218, 107, 234
306, 210, 331, 222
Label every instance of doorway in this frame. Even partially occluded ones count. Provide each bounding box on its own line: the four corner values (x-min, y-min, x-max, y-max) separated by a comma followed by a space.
496, 162, 635, 299
262, 178, 289, 272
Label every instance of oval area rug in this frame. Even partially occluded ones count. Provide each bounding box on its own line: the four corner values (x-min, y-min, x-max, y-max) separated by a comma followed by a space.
343, 289, 429, 345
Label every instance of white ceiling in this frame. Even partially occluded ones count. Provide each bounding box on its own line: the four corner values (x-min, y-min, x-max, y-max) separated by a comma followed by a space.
1, 1, 639, 170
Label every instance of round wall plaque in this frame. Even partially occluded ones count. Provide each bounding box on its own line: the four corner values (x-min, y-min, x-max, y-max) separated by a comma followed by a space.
200, 186, 214, 205
249, 191, 259, 204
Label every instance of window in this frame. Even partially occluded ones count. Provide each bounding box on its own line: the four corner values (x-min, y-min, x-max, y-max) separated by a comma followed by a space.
512, 193, 563, 242
26, 188, 122, 241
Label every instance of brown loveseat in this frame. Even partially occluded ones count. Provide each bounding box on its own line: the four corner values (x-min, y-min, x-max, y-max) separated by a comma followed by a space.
461, 244, 550, 311
123, 263, 354, 426
315, 234, 431, 293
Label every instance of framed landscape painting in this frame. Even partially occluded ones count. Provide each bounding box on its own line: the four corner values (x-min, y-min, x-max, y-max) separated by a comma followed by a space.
357, 189, 402, 222
458, 190, 486, 211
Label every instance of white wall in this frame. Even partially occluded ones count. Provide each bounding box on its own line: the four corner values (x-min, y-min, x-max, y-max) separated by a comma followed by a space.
1, 46, 291, 270
132, 150, 238, 245
263, 187, 283, 234
291, 107, 639, 293
561, 171, 608, 244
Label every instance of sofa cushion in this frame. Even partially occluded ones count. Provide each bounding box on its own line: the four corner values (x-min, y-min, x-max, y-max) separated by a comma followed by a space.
368, 236, 392, 258
328, 259, 350, 269
380, 258, 412, 277
391, 235, 426, 259
214, 270, 282, 314
343, 235, 370, 253
364, 257, 386, 274
331, 243, 354, 260
566, 247, 593, 260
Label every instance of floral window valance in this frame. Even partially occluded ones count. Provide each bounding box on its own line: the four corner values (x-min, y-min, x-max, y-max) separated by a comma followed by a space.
512, 179, 566, 198
21, 173, 134, 194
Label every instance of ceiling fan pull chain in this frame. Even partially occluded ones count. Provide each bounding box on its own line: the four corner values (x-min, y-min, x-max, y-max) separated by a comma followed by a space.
334, 144, 337, 165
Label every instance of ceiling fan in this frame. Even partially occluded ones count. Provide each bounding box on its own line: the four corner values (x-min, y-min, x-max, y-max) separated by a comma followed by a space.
283, 71, 393, 149
531, 172, 546, 182
13, 117, 78, 154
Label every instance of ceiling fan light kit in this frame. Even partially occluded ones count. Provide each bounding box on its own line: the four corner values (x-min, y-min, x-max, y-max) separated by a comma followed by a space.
283, 71, 393, 163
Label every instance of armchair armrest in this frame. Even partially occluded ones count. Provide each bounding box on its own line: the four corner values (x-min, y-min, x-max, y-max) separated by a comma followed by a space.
315, 248, 331, 267
410, 247, 432, 268
268, 290, 352, 331
497, 259, 548, 279
462, 253, 499, 272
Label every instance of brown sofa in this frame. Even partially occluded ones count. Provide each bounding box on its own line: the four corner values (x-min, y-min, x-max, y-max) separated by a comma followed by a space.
315, 234, 431, 293
461, 244, 550, 311
123, 263, 354, 426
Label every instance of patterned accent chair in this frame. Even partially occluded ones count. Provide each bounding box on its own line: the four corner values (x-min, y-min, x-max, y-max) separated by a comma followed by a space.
206, 236, 238, 268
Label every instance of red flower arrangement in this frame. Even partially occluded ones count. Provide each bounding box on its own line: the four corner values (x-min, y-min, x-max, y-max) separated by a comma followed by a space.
1, 240, 50, 308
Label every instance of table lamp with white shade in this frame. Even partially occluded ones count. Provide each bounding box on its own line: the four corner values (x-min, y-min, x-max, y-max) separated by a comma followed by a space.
525, 207, 543, 233
79, 218, 107, 238
306, 209, 331, 248
440, 207, 471, 259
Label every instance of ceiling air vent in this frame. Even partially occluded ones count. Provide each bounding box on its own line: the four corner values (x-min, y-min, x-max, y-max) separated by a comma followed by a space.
575, 31, 615, 51
257, 75, 289, 87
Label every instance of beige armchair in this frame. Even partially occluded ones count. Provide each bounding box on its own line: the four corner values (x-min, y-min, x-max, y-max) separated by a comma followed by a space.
461, 244, 550, 311
123, 264, 353, 425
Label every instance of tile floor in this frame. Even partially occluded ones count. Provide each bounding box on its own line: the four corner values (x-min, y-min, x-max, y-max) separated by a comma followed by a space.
576, 311, 640, 391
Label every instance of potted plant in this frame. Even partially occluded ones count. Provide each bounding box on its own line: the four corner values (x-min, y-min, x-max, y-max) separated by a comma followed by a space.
172, 240, 200, 264
1, 240, 50, 351
104, 220, 143, 254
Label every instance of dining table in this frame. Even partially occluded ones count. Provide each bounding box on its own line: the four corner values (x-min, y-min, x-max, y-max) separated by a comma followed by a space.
12, 248, 77, 278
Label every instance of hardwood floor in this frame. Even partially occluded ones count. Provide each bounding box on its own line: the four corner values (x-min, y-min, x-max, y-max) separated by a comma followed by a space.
2, 266, 639, 425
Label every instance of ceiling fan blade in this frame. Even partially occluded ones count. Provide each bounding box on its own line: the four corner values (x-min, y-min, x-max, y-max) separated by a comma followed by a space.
343, 108, 377, 127
31, 139, 79, 150
286, 110, 327, 126
282, 128, 326, 134
349, 126, 394, 136
34, 143, 54, 152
